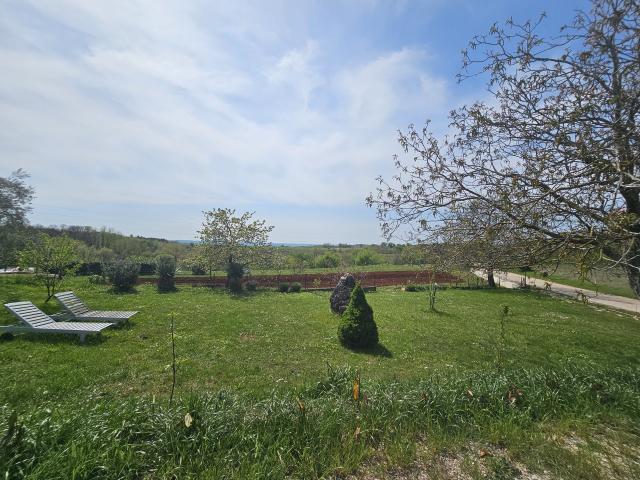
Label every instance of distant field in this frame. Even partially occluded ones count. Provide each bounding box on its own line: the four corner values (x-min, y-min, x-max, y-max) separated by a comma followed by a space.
163, 263, 426, 278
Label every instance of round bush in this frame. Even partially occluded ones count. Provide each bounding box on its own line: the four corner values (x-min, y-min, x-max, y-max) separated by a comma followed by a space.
106, 259, 139, 293
278, 282, 289, 293
246, 280, 257, 291
289, 282, 302, 293
337, 283, 378, 348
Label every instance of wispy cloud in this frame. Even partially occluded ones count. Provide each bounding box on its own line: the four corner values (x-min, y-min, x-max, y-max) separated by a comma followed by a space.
0, 0, 473, 240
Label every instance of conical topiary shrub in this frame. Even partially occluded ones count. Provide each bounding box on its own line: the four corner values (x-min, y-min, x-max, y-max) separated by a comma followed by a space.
337, 283, 378, 348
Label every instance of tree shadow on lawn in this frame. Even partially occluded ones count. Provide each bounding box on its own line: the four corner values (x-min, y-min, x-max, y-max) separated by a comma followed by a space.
348, 342, 393, 358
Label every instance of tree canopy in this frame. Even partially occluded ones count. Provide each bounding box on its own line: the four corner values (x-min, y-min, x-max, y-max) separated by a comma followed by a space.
197, 208, 274, 271
368, 0, 640, 296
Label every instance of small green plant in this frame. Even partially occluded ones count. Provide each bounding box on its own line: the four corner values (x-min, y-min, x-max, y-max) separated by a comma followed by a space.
87, 274, 106, 285
18, 233, 79, 301
289, 282, 302, 293
405, 284, 427, 292
278, 282, 290, 293
312, 278, 321, 289
105, 259, 139, 293
428, 282, 439, 311
338, 283, 378, 348
156, 254, 177, 292
246, 280, 257, 291
496, 304, 510, 368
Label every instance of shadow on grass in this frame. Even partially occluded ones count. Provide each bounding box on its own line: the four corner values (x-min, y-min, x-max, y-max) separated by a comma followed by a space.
3, 331, 108, 346
425, 308, 453, 317
347, 342, 393, 358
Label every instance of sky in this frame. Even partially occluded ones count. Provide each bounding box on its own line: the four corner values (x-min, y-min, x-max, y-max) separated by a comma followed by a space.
1, 0, 589, 244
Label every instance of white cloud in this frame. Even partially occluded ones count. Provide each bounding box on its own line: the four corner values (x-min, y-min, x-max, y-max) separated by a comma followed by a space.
0, 0, 454, 239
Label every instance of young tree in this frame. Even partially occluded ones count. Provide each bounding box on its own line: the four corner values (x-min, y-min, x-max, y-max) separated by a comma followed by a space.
368, 0, 640, 296
439, 201, 543, 287
198, 208, 274, 288
19, 233, 79, 301
0, 169, 34, 269
337, 283, 379, 348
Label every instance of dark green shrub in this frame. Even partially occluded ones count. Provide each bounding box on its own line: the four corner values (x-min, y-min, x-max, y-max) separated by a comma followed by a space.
106, 259, 139, 292
246, 281, 257, 291
289, 282, 302, 293
278, 282, 289, 293
138, 262, 156, 276
156, 254, 177, 292
191, 266, 206, 275
226, 262, 244, 293
76, 262, 102, 276
405, 284, 426, 292
338, 283, 378, 348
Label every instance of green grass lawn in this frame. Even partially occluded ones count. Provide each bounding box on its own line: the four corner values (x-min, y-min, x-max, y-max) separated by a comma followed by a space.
524, 264, 636, 298
1, 276, 639, 479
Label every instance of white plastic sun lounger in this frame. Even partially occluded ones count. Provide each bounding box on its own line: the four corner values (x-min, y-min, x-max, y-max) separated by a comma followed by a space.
2, 301, 113, 343
54, 291, 138, 324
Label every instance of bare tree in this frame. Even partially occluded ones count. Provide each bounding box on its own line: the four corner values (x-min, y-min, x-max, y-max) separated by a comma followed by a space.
368, 0, 640, 296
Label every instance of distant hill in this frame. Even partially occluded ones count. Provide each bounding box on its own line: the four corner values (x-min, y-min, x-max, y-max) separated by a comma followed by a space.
173, 240, 319, 247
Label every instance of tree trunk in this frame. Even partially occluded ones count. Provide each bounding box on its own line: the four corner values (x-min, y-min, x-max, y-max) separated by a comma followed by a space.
487, 268, 496, 288
623, 238, 640, 298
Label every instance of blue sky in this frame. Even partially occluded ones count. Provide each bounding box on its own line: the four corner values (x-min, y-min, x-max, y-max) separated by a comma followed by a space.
1, 0, 589, 243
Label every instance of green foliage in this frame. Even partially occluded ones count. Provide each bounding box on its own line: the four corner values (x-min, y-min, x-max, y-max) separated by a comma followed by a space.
314, 252, 340, 268
405, 284, 428, 292
1, 363, 638, 479
278, 282, 289, 293
191, 265, 206, 275
226, 262, 244, 293
18, 233, 79, 301
198, 208, 274, 281
0, 170, 34, 269
246, 280, 257, 291
156, 254, 177, 292
106, 259, 139, 293
287, 252, 313, 273
338, 283, 378, 348
289, 282, 302, 293
353, 249, 381, 266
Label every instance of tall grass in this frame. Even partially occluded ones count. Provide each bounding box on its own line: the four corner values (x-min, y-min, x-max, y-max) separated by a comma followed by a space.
2, 362, 638, 479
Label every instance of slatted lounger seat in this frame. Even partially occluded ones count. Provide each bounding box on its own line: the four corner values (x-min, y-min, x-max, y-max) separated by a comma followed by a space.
54, 291, 138, 324
2, 301, 113, 343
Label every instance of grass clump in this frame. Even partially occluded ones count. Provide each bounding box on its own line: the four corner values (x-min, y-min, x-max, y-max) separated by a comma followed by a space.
1, 363, 639, 479
338, 283, 378, 348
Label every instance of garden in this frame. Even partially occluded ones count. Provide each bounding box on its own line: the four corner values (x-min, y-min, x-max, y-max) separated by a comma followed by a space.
1, 274, 640, 478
